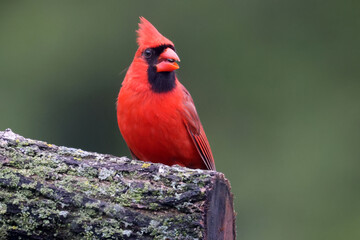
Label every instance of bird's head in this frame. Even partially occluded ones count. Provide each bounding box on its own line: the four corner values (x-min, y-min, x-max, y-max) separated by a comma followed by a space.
136, 17, 180, 73
124, 17, 180, 93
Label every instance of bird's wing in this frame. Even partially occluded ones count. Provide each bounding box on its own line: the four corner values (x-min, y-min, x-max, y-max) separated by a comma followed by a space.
181, 86, 216, 170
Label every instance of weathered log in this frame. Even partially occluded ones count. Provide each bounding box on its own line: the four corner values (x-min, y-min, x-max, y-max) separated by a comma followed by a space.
0, 129, 235, 240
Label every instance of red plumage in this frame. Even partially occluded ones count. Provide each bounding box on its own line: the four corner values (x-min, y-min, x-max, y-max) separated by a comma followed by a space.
117, 17, 215, 170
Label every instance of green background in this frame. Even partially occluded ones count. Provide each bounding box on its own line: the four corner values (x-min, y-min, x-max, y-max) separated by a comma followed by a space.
1, 1, 359, 239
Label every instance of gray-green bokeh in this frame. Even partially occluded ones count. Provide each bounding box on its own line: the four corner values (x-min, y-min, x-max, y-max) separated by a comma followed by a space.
1, 1, 359, 239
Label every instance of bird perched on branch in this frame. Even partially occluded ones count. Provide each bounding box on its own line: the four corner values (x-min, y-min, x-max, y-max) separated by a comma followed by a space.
117, 17, 215, 170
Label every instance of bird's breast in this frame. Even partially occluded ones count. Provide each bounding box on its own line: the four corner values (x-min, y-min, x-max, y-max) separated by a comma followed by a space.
117, 85, 197, 165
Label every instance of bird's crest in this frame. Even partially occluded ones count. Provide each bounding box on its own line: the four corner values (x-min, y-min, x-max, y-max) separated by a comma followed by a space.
136, 17, 174, 50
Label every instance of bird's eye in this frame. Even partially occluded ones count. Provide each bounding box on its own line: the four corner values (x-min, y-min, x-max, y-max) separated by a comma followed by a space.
143, 49, 153, 58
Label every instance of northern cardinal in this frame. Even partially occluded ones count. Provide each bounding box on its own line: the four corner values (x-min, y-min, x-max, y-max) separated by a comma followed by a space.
117, 17, 215, 170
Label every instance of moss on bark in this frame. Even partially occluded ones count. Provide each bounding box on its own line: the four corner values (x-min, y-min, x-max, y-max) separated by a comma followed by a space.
0, 129, 235, 240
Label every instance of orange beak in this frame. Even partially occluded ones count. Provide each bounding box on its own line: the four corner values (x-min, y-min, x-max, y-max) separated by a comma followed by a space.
156, 48, 180, 72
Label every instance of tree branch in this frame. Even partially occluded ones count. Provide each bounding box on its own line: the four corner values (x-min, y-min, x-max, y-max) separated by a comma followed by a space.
0, 129, 235, 240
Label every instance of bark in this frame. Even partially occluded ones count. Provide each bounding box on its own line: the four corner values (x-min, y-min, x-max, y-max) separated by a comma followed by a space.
0, 129, 235, 240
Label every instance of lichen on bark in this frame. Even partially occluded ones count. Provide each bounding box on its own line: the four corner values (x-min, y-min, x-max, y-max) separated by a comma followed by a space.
0, 129, 235, 240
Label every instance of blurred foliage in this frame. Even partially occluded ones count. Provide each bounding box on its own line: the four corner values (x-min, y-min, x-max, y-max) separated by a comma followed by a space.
1, 1, 360, 239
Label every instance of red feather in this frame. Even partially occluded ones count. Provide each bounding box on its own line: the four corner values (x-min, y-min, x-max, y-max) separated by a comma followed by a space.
137, 17, 174, 51
117, 17, 215, 170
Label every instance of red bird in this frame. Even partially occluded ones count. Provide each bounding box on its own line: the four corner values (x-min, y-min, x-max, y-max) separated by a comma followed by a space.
117, 17, 215, 170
